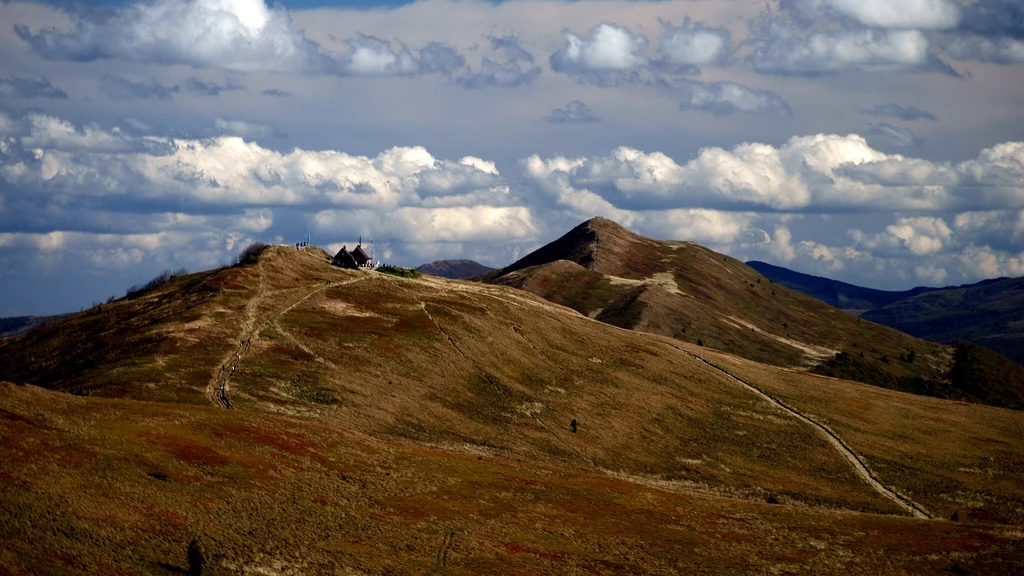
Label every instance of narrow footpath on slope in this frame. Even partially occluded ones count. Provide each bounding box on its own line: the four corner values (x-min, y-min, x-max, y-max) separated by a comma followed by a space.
663, 341, 932, 519
207, 264, 370, 409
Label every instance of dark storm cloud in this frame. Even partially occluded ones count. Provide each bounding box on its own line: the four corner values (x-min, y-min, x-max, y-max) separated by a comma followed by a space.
958, 0, 1024, 39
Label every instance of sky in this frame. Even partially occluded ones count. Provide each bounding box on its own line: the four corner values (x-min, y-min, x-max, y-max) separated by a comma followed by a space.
0, 0, 1022, 315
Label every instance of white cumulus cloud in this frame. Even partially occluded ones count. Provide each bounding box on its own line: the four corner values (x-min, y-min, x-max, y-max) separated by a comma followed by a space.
798, 0, 962, 30
656, 18, 732, 68
15, 0, 336, 74
519, 135, 1024, 214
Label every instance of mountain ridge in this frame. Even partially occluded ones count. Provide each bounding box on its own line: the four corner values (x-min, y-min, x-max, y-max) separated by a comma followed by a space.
747, 260, 1010, 311
749, 260, 1024, 365
416, 259, 494, 279
483, 217, 1024, 409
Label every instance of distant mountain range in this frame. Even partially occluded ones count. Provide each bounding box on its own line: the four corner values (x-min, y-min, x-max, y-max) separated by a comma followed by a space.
745, 261, 941, 311
417, 259, 494, 279
748, 261, 1024, 365
0, 314, 67, 338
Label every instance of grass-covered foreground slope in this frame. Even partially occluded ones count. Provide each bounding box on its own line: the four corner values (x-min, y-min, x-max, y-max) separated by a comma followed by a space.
691, 344, 1024, 526
1, 245, 1024, 573
3, 382, 1024, 575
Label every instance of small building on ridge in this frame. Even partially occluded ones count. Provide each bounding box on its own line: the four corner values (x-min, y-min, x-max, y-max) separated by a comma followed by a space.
333, 246, 359, 269
352, 245, 371, 267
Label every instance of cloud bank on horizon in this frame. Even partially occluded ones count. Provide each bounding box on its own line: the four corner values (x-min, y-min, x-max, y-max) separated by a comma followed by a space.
1, 0, 1022, 314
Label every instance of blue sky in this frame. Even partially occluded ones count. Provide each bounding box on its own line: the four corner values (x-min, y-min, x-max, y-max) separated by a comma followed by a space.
1, 0, 1023, 315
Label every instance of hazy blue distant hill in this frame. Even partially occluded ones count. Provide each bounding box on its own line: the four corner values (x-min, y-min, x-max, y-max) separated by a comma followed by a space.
748, 260, 1023, 365
0, 315, 68, 338
745, 261, 938, 311
861, 277, 1024, 365
417, 259, 495, 279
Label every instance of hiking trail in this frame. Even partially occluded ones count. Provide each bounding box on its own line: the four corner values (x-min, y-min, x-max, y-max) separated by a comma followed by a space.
667, 342, 932, 519
207, 264, 369, 409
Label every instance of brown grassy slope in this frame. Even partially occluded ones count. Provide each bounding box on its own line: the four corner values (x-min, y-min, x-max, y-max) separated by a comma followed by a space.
482, 218, 1024, 406
947, 343, 1024, 408
691, 343, 1024, 525
221, 253, 902, 513
0, 246, 895, 513
0, 246, 343, 405
2, 245, 1019, 521
3, 246, 1024, 572
0, 268, 240, 404
3, 382, 1024, 576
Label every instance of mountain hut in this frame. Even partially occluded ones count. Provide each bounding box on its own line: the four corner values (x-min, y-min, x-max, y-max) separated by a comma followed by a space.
333, 246, 359, 269
352, 245, 371, 267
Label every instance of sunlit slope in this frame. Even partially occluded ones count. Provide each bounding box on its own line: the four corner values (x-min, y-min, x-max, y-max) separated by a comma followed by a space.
0, 246, 898, 511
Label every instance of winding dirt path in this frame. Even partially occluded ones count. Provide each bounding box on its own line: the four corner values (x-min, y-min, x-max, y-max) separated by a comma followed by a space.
207, 262, 266, 408
207, 267, 369, 409
665, 342, 932, 519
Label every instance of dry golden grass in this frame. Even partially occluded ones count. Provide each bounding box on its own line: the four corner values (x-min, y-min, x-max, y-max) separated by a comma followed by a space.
3, 382, 1023, 575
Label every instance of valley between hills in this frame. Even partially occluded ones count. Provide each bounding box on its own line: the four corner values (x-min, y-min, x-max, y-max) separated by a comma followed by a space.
2, 220, 1024, 574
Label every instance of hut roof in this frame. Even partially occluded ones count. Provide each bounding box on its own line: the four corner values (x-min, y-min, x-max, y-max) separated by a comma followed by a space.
352, 245, 371, 264
333, 246, 359, 269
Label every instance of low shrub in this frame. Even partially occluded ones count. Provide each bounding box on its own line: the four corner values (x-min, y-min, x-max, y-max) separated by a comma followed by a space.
125, 267, 188, 299
377, 265, 422, 279
234, 242, 269, 266
187, 539, 205, 576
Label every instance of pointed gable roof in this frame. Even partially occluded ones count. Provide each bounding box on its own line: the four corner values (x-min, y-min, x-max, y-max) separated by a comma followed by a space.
333, 246, 358, 269
352, 245, 371, 265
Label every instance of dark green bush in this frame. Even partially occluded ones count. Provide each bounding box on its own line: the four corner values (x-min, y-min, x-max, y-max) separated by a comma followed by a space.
377, 265, 422, 279
125, 268, 188, 299
234, 242, 269, 266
